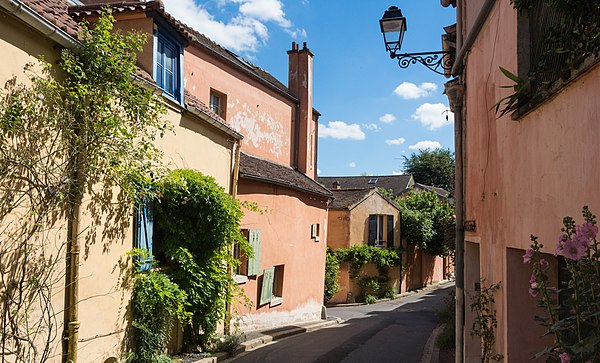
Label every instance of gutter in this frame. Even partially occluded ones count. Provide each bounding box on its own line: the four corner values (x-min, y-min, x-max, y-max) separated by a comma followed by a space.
0, 0, 79, 49
451, 0, 496, 76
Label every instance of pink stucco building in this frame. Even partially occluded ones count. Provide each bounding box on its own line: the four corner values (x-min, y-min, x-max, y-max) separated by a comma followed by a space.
444, 0, 600, 361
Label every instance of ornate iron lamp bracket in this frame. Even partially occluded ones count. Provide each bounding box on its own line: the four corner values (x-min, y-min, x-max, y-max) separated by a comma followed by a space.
393, 51, 454, 76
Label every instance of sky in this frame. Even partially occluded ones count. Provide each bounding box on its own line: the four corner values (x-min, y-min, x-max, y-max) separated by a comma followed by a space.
160, 0, 456, 176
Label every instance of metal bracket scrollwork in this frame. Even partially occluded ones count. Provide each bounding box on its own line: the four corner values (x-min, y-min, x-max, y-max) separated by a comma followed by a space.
393, 51, 454, 76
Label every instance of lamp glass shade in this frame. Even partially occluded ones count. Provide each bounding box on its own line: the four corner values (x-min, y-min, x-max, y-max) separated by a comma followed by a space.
379, 6, 407, 55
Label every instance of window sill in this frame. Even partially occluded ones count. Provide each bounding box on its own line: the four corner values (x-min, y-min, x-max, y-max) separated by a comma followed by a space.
234, 275, 248, 284
270, 296, 283, 307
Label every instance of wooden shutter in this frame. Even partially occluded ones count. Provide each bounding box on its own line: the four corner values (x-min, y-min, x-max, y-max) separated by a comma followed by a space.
387, 215, 394, 248
368, 215, 377, 246
260, 267, 275, 306
247, 229, 261, 276
136, 204, 153, 271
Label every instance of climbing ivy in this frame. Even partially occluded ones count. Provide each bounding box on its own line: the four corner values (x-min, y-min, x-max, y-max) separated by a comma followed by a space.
152, 169, 251, 351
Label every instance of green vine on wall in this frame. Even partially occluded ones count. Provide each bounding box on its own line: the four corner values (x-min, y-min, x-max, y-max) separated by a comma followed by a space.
325, 246, 402, 303
469, 280, 504, 363
152, 169, 251, 351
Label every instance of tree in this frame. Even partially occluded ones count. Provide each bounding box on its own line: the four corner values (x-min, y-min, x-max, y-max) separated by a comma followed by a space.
0, 12, 167, 361
403, 149, 455, 192
396, 190, 455, 256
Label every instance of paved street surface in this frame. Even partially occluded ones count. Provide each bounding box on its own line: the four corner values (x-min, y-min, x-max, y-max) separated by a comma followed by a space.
229, 282, 454, 363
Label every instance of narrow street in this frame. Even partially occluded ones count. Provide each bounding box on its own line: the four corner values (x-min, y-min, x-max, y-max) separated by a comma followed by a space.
230, 283, 454, 363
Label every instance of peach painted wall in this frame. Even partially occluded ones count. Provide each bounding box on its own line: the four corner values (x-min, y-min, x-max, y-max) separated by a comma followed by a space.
461, 0, 600, 358
327, 210, 350, 250
235, 180, 329, 331
184, 46, 295, 166
348, 194, 401, 248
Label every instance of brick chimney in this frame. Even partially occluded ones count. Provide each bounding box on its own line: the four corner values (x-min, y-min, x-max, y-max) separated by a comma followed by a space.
288, 41, 316, 178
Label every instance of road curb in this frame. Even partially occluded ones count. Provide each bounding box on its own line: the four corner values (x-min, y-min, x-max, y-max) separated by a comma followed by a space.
228, 318, 342, 359
420, 324, 443, 363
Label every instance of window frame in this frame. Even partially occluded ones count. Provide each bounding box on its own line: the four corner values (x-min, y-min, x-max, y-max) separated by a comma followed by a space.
133, 202, 154, 271
209, 89, 227, 119
368, 214, 394, 248
153, 29, 184, 104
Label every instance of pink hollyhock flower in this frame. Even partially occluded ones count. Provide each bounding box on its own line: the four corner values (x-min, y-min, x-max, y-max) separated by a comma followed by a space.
577, 222, 598, 239
559, 352, 571, 363
561, 238, 587, 261
540, 258, 549, 267
523, 248, 534, 264
529, 274, 538, 296
529, 287, 538, 297
555, 235, 568, 256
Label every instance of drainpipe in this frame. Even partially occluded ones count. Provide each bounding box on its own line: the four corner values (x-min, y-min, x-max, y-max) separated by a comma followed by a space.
444, 79, 465, 363
225, 139, 241, 335
451, 0, 496, 76
293, 102, 301, 169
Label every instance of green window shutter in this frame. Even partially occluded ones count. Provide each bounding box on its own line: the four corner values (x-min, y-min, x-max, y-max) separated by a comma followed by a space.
247, 229, 261, 276
387, 215, 394, 248
260, 267, 275, 306
368, 215, 377, 246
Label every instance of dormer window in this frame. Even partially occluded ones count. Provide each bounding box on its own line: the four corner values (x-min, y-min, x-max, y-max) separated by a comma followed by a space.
154, 30, 183, 102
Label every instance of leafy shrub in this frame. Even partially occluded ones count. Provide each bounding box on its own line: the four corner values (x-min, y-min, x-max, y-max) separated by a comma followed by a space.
436, 290, 455, 350
365, 295, 377, 304
383, 287, 396, 300
128, 252, 189, 363
324, 249, 341, 302
152, 169, 250, 351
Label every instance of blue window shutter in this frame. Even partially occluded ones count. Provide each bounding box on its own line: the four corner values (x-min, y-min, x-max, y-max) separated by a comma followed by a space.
247, 230, 261, 276
368, 215, 377, 246
260, 267, 275, 306
387, 215, 394, 248
135, 203, 154, 271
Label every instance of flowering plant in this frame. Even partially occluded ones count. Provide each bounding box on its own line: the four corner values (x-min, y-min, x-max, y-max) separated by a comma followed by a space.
525, 206, 600, 363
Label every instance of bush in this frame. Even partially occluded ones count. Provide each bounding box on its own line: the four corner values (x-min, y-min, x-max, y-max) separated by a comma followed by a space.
365, 295, 377, 304
324, 249, 341, 302
436, 290, 455, 351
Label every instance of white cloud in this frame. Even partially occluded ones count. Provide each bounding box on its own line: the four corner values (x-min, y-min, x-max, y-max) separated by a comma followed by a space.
162, 0, 299, 54
379, 113, 396, 124
317, 168, 321, 175
393, 82, 438, 100
412, 103, 454, 130
408, 140, 442, 150
362, 123, 381, 132
348, 162, 356, 168
392, 170, 404, 175
318, 121, 366, 140
385, 137, 406, 145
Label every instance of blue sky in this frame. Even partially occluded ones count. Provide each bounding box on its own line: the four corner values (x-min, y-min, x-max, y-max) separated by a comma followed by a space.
161, 0, 456, 176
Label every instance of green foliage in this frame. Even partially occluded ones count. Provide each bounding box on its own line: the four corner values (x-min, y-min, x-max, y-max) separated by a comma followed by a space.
396, 190, 456, 256
153, 169, 249, 351
329, 245, 402, 302
469, 280, 503, 362
364, 295, 377, 304
501, 0, 600, 117
436, 290, 456, 350
324, 249, 341, 302
403, 149, 455, 193
0, 11, 167, 361
127, 249, 190, 363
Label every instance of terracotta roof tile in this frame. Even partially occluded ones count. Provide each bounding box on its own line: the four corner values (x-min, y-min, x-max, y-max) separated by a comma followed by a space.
183, 90, 242, 139
239, 153, 332, 199
22, 0, 80, 37
318, 175, 415, 197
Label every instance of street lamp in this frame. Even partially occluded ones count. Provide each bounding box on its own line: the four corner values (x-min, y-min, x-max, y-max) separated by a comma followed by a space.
379, 6, 454, 76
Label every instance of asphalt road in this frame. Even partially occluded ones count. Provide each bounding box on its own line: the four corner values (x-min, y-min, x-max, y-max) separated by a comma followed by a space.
229, 283, 454, 363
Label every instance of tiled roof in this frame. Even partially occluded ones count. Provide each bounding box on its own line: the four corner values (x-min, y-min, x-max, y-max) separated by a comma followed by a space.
414, 183, 450, 198
329, 188, 401, 211
239, 153, 332, 199
184, 90, 242, 139
317, 175, 414, 196
22, 0, 81, 37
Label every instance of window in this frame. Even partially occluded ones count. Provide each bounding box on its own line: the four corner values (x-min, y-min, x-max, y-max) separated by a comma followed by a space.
259, 265, 284, 307
368, 214, 394, 248
155, 32, 181, 101
311, 223, 320, 242
235, 229, 261, 282
368, 178, 378, 184
134, 203, 154, 270
209, 89, 226, 119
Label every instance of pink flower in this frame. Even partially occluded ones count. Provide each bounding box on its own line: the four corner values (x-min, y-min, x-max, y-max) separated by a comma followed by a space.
529, 274, 538, 296
576, 222, 598, 239
555, 235, 568, 256
529, 287, 538, 297
559, 352, 571, 363
523, 248, 534, 264
540, 258, 549, 267
561, 238, 587, 261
